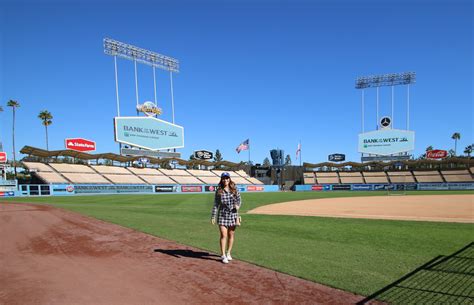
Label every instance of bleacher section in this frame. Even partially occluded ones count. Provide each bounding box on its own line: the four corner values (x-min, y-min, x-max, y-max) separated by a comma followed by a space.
303, 172, 315, 185
91, 165, 146, 184
362, 172, 389, 184
387, 171, 416, 183
339, 172, 364, 184
315, 172, 339, 184
441, 170, 474, 182
23, 162, 54, 172
23, 161, 264, 186
61, 173, 110, 184
49, 163, 96, 173
413, 171, 444, 183
187, 170, 220, 185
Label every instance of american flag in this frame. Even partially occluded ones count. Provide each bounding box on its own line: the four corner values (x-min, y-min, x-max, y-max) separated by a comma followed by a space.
296, 142, 301, 159
236, 139, 249, 153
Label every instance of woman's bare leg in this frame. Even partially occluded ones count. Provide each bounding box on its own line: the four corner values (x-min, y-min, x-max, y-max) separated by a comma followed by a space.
227, 226, 236, 256
219, 225, 228, 256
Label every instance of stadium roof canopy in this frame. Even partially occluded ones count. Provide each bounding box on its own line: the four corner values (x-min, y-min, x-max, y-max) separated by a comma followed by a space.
20, 145, 241, 168
303, 157, 472, 169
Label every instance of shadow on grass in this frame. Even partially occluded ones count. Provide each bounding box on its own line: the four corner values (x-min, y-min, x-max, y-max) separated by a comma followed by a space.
154, 248, 219, 261
358, 242, 474, 304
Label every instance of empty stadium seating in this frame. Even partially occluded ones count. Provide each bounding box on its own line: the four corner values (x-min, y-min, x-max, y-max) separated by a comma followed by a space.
339, 172, 364, 184
49, 163, 95, 173
303, 172, 315, 185
441, 170, 474, 182
386, 171, 416, 183
23, 162, 54, 172
315, 172, 339, 184
413, 171, 444, 183
362, 172, 389, 183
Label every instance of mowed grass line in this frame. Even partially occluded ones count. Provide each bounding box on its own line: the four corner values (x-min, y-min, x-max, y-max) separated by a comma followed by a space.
6, 190, 474, 296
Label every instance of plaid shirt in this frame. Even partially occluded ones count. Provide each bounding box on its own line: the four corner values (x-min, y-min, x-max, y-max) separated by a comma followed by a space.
211, 189, 242, 227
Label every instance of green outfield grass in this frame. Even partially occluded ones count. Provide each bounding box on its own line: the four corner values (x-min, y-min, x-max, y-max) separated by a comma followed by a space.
5, 190, 474, 296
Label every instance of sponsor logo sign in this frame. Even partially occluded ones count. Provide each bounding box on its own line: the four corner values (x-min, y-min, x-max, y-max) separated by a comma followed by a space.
65, 138, 96, 152
417, 183, 474, 191
374, 184, 388, 190
66, 185, 75, 192
332, 184, 351, 191
311, 185, 323, 191
194, 150, 213, 160
358, 129, 415, 155
114, 117, 184, 151
121, 148, 181, 158
155, 186, 177, 193
205, 185, 218, 192
0, 191, 15, 197
247, 185, 264, 192
0, 152, 7, 163
181, 186, 202, 193
328, 154, 345, 162
136, 101, 162, 117
426, 150, 448, 160
74, 185, 154, 194
352, 184, 372, 191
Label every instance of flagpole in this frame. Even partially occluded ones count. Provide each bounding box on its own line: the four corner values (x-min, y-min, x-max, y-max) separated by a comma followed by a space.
299, 141, 302, 167
248, 140, 251, 165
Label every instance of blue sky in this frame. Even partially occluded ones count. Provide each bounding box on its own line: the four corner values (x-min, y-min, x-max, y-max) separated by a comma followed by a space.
1, 0, 472, 165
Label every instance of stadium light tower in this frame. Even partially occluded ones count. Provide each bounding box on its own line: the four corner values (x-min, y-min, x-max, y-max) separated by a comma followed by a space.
103, 38, 180, 123
355, 72, 416, 132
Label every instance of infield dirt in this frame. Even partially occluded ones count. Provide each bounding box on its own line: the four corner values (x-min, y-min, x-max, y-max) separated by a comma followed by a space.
248, 194, 474, 223
0, 202, 363, 305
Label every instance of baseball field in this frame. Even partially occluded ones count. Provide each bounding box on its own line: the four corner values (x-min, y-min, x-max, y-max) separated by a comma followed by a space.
2, 190, 473, 304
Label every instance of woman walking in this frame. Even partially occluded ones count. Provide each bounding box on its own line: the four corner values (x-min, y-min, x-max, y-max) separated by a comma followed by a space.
211, 172, 242, 264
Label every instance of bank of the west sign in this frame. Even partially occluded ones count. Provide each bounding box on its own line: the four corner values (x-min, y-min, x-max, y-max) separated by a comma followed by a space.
114, 117, 184, 150
358, 129, 415, 155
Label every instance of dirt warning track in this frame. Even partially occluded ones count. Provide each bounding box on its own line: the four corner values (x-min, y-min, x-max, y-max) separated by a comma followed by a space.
0, 202, 361, 305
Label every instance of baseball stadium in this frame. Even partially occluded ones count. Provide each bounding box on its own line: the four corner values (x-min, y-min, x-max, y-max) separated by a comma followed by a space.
1, 2, 473, 304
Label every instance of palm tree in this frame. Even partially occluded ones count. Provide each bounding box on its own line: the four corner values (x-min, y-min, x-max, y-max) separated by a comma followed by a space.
451, 132, 461, 156
7, 100, 20, 176
38, 110, 53, 150
464, 144, 473, 158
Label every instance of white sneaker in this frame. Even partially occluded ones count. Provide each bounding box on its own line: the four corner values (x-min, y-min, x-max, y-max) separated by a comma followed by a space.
221, 255, 229, 264
226, 253, 233, 261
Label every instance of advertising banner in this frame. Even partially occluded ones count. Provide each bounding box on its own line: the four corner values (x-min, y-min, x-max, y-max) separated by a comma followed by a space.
417, 183, 474, 190
205, 185, 218, 192
373, 184, 389, 190
311, 185, 323, 191
359, 129, 415, 155
247, 185, 264, 192
114, 117, 184, 150
181, 186, 202, 192
194, 150, 213, 160
328, 154, 345, 162
51, 184, 76, 195
351, 184, 372, 191
332, 184, 351, 191
426, 150, 448, 159
155, 186, 177, 192
65, 138, 96, 152
0, 152, 7, 163
74, 185, 154, 194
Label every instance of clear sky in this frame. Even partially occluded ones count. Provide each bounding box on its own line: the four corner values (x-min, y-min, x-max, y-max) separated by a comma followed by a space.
1, 0, 472, 165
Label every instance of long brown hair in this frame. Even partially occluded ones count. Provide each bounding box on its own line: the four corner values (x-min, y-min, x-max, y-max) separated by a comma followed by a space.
218, 177, 237, 195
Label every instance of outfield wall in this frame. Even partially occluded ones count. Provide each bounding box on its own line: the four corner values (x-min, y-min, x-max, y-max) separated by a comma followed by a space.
295, 183, 474, 192
17, 184, 280, 196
